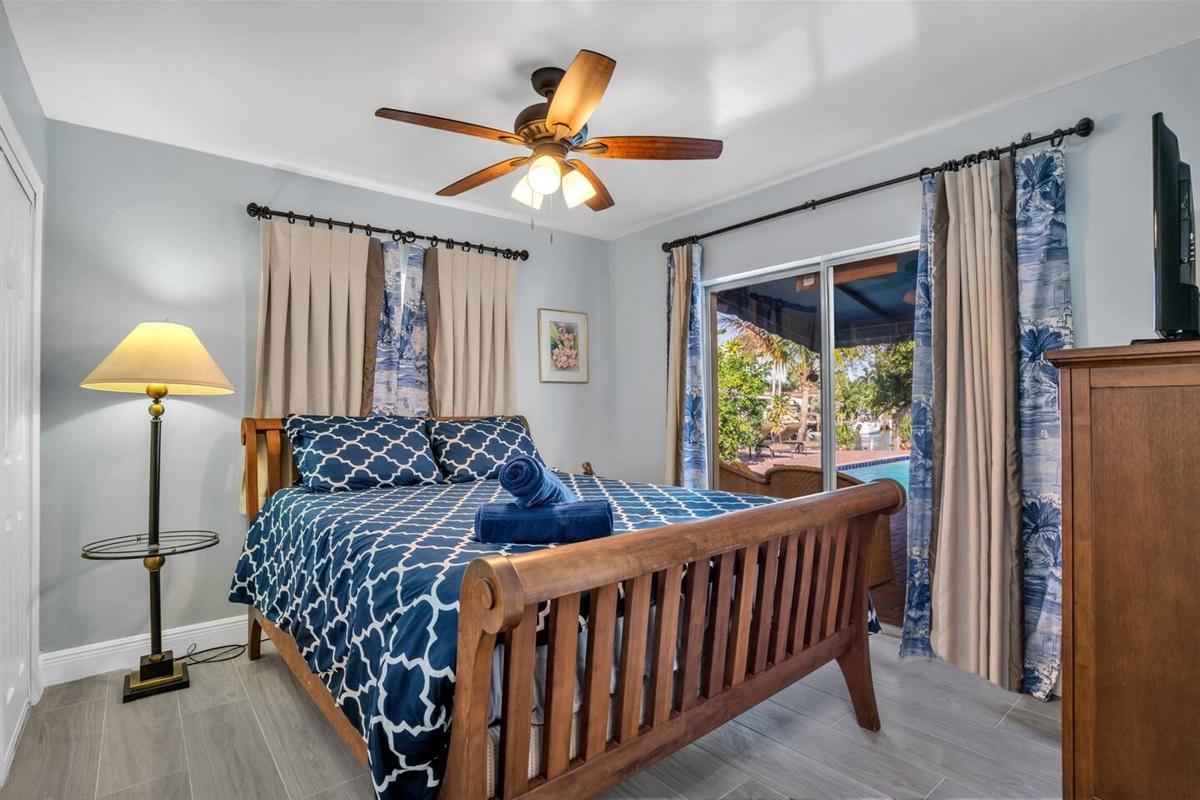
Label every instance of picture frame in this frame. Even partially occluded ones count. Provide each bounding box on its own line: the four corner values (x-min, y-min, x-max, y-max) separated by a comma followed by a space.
538, 308, 589, 383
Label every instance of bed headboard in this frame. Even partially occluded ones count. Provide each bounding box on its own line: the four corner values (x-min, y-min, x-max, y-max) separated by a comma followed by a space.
240, 415, 531, 522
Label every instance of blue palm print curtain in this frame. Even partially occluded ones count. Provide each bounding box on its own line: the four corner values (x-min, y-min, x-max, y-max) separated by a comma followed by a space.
1015, 148, 1073, 699
372, 240, 430, 416
900, 175, 938, 659
666, 243, 707, 489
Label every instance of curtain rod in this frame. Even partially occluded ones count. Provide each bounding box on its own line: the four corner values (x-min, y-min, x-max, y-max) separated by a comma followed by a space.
661, 116, 1094, 253
246, 203, 530, 261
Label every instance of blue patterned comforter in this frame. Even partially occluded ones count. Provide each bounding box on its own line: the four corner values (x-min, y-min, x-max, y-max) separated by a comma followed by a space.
230, 473, 792, 799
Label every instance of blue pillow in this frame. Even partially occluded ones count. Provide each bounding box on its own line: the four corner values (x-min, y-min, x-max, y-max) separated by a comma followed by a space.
426, 416, 542, 483
284, 415, 443, 491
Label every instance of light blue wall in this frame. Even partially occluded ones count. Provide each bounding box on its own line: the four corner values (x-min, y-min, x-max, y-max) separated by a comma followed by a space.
605, 40, 1200, 484
33, 36, 1200, 651
40, 121, 611, 651
0, 2, 44, 179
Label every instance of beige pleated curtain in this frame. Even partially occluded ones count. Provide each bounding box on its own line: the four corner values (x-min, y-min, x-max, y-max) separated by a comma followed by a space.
424, 248, 517, 416
254, 220, 378, 417
664, 244, 695, 486
246, 221, 381, 509
929, 159, 1023, 689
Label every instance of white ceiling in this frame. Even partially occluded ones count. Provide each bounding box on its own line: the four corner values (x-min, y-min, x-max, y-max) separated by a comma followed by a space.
8, 1, 1199, 240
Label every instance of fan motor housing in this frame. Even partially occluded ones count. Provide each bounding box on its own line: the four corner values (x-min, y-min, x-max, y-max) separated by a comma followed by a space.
514, 103, 551, 139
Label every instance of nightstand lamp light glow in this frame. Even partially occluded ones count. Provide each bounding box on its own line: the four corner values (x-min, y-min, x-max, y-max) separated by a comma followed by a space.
81, 321, 234, 702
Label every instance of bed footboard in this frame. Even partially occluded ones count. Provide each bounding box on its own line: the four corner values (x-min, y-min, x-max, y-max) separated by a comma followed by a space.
443, 479, 905, 800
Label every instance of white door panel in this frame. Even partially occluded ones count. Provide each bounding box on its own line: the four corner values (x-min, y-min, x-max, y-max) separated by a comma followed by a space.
0, 141, 34, 775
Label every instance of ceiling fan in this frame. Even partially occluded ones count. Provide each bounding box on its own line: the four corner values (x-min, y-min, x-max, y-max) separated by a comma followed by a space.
375, 50, 723, 212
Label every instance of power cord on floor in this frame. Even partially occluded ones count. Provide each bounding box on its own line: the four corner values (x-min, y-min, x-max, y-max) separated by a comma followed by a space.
180, 635, 270, 665
184, 642, 246, 664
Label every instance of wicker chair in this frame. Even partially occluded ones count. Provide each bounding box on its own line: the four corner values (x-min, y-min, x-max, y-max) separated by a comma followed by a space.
717, 461, 895, 587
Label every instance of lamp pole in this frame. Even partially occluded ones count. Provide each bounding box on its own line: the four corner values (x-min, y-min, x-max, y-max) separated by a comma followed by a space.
145, 383, 167, 659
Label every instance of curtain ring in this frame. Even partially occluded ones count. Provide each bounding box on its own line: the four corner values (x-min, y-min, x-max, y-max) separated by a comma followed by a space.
429, 236, 439, 248
477, 243, 485, 254
1050, 129, 1065, 147
286, 211, 296, 224
460, 241, 470, 252
446, 238, 455, 250
392, 230, 402, 242
348, 222, 355, 233
405, 231, 417, 244
326, 218, 333, 230
308, 217, 315, 227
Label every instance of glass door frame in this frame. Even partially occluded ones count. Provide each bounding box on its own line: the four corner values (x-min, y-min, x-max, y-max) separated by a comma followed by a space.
700, 236, 919, 492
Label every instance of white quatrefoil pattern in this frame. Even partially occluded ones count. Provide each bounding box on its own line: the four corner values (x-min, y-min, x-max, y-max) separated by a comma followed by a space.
427, 416, 542, 483
285, 415, 444, 491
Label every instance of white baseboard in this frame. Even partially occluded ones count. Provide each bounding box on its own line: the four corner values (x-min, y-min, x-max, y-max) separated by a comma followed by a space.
39, 614, 247, 687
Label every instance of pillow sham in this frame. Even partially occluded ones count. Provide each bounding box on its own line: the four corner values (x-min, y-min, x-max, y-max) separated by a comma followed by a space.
426, 416, 542, 483
284, 415, 443, 491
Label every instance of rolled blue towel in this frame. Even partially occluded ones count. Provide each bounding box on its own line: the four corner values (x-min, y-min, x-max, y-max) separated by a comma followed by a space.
498, 455, 579, 509
474, 500, 613, 545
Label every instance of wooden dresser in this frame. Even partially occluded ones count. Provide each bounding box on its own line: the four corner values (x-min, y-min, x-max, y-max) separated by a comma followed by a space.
1048, 342, 1200, 799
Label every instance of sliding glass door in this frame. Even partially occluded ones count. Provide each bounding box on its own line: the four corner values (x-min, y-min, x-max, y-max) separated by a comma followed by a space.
710, 267, 825, 486
705, 243, 917, 625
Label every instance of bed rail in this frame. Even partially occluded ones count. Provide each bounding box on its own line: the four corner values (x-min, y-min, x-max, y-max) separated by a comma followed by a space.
443, 479, 904, 800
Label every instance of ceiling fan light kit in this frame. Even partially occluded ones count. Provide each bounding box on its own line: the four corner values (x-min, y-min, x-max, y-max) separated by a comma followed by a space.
527, 153, 563, 195
511, 175, 544, 210
376, 49, 724, 213
561, 168, 597, 208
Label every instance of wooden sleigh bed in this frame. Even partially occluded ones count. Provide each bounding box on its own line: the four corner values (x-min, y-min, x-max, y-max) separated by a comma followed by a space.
240, 416, 905, 800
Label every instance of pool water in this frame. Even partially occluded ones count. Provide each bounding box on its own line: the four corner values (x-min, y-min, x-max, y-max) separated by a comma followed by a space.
839, 457, 911, 492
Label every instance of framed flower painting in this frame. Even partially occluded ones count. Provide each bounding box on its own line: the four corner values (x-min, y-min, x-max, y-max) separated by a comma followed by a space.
538, 309, 588, 383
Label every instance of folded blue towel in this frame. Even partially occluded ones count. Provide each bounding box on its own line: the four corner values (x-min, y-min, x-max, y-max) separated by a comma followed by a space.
474, 500, 613, 545
499, 455, 579, 509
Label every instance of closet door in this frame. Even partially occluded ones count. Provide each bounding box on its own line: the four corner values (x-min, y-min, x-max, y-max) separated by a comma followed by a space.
0, 133, 36, 776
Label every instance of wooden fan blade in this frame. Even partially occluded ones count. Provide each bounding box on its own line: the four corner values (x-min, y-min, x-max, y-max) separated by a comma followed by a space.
580, 136, 723, 160
546, 50, 616, 140
436, 157, 530, 197
567, 160, 614, 211
376, 108, 523, 144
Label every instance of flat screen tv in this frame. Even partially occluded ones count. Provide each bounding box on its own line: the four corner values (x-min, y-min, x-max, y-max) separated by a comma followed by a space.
1150, 112, 1198, 340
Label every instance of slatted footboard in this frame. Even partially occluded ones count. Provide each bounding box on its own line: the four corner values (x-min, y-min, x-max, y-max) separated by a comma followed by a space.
443, 480, 904, 800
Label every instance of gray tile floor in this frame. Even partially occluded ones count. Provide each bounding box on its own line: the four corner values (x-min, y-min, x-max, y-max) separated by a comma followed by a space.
0, 634, 1061, 800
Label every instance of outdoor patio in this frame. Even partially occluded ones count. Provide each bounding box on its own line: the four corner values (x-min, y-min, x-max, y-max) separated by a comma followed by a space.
737, 446, 910, 474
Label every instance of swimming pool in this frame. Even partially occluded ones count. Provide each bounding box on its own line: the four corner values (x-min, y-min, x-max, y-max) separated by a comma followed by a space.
839, 457, 911, 492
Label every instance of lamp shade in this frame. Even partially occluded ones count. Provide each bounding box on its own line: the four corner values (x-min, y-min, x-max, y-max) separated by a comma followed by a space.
81, 322, 234, 395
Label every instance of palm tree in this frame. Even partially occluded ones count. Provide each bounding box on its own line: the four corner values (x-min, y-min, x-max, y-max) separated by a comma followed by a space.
726, 317, 808, 398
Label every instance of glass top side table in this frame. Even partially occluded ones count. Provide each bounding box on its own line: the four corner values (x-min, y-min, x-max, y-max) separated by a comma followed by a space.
81, 529, 219, 702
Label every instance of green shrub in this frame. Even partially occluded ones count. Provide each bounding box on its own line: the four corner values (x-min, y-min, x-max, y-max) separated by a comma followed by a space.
836, 423, 858, 450
716, 340, 770, 462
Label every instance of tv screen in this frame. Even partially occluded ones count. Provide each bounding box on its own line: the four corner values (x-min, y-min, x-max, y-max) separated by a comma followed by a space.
1152, 112, 1198, 339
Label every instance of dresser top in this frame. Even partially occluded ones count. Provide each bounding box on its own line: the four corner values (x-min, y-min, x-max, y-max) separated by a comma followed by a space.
1047, 339, 1200, 369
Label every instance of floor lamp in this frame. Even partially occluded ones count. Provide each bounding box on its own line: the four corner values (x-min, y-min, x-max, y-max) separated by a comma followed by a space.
81, 321, 234, 701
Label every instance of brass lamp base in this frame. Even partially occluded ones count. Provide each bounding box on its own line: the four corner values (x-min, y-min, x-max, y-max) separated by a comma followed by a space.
122, 650, 189, 703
